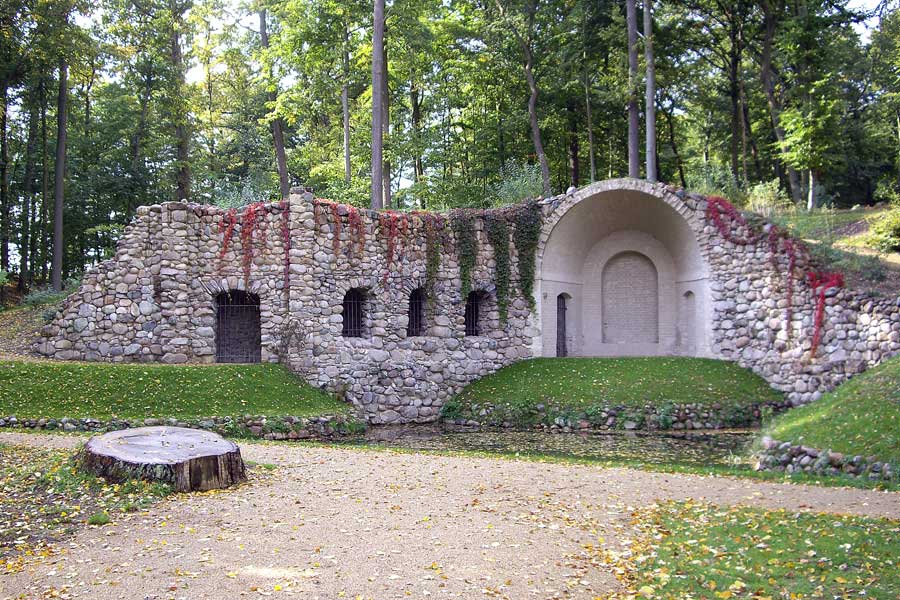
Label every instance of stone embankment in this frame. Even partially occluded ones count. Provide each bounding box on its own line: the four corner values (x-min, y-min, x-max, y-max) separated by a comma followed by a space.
755, 436, 896, 481
444, 398, 794, 432
0, 413, 364, 441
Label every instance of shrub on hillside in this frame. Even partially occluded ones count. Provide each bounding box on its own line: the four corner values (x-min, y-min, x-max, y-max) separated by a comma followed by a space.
746, 179, 791, 217
23, 277, 82, 307
491, 159, 544, 206
869, 209, 900, 252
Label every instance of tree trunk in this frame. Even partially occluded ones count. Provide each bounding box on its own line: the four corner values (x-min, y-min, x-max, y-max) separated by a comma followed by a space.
410, 87, 424, 183
521, 1, 550, 196
40, 81, 49, 282
663, 105, 687, 188
52, 58, 68, 292
259, 9, 290, 199
626, 0, 640, 178
1, 82, 9, 273
80, 427, 246, 493
728, 16, 741, 181
761, 0, 801, 203
171, 1, 190, 202
382, 39, 391, 208
644, 0, 657, 183
371, 0, 385, 209
807, 170, 816, 211
342, 23, 351, 185
584, 73, 596, 183
20, 99, 39, 291
567, 102, 579, 187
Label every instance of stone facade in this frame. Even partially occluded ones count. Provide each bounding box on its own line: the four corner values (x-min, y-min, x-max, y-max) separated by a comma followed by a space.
37, 179, 900, 422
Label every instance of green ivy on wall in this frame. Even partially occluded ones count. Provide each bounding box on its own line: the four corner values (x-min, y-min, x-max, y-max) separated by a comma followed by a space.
512, 200, 542, 310
450, 209, 478, 298
484, 212, 511, 323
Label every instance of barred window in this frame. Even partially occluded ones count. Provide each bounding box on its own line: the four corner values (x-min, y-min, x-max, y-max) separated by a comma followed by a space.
342, 288, 367, 337
407, 288, 426, 337
464, 291, 482, 336
215, 291, 261, 363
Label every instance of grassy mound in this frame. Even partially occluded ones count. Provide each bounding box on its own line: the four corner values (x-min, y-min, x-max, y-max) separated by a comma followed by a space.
764, 354, 900, 464
0, 360, 349, 420
605, 501, 900, 598
443, 357, 783, 428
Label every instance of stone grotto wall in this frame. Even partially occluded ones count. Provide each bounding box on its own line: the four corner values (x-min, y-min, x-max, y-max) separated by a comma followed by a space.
36, 179, 900, 423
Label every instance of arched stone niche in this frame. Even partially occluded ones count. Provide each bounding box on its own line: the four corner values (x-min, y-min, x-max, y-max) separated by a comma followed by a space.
534, 179, 711, 358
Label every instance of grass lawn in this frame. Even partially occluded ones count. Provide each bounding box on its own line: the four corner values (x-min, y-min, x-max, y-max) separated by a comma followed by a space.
0, 443, 171, 566
603, 501, 900, 599
773, 207, 882, 240
443, 357, 783, 427
0, 360, 351, 420
763, 354, 900, 465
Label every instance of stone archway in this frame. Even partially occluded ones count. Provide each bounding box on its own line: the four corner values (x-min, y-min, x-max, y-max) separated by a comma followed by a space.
534, 179, 711, 358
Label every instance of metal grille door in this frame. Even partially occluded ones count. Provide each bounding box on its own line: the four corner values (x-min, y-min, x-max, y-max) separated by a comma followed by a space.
342, 288, 366, 337
407, 288, 425, 337
556, 294, 568, 357
215, 291, 262, 363
464, 292, 480, 337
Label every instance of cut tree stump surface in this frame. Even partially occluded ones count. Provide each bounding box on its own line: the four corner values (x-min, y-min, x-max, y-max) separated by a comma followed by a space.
80, 426, 246, 492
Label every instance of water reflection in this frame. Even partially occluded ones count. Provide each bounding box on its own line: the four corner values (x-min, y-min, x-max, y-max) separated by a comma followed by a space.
339, 425, 757, 468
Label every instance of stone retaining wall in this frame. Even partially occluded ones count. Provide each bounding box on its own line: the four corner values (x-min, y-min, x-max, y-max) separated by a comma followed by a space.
755, 436, 897, 481
0, 413, 364, 441
34, 180, 900, 423
444, 398, 794, 431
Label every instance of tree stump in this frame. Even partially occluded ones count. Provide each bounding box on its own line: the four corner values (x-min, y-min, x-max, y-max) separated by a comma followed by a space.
80, 426, 246, 492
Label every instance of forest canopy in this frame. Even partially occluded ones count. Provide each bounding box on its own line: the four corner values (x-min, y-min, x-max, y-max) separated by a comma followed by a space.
1, 0, 898, 285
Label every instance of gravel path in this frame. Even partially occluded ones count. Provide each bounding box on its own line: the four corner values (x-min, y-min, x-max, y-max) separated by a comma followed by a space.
2, 432, 898, 600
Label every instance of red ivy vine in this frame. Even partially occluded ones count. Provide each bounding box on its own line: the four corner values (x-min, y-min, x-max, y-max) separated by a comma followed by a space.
280, 200, 291, 292
807, 271, 844, 359
379, 211, 409, 286
240, 202, 265, 286
218, 208, 238, 260
705, 195, 843, 360
314, 198, 366, 258
330, 202, 342, 256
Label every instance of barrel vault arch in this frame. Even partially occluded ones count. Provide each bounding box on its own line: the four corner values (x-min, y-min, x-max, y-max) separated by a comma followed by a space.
531, 178, 714, 358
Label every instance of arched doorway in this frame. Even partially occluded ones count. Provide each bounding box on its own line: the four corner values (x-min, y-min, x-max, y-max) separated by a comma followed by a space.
601, 252, 659, 344
556, 293, 569, 357
215, 291, 261, 363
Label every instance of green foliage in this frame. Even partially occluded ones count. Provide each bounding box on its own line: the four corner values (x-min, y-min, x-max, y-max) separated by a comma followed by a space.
449, 210, 478, 298
87, 512, 111, 526
423, 219, 442, 302
873, 176, 900, 206
0, 443, 172, 553
745, 179, 791, 217
447, 357, 782, 428
869, 209, 900, 253
511, 200, 542, 310
611, 501, 900, 599
22, 278, 81, 308
0, 361, 351, 420
483, 213, 510, 323
764, 353, 900, 464
0, 271, 7, 287
686, 164, 744, 205
489, 160, 543, 206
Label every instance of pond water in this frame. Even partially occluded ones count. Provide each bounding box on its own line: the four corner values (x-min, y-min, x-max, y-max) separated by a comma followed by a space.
339, 425, 758, 468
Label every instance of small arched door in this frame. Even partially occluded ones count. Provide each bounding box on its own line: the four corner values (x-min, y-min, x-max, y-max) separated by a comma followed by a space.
556, 294, 568, 357
215, 291, 261, 363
